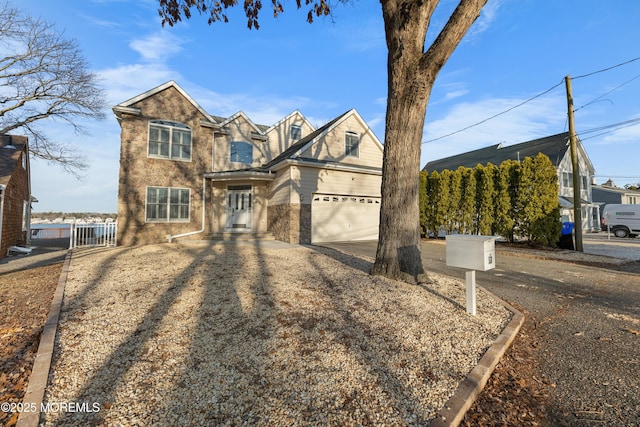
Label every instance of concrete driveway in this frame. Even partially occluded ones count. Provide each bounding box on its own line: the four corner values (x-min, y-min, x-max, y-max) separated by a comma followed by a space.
319, 239, 640, 425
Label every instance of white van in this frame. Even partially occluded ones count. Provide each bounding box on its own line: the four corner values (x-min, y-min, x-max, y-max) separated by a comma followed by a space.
601, 204, 640, 238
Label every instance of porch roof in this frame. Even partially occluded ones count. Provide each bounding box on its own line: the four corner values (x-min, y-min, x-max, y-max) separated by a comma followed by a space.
203, 170, 275, 182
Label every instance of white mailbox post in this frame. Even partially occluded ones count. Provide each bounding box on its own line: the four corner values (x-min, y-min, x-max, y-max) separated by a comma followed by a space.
445, 235, 496, 315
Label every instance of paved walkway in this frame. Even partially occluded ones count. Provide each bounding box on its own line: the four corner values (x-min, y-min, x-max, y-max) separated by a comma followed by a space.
0, 239, 68, 274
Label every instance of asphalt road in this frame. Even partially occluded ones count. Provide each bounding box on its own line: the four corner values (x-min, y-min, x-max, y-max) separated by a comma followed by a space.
320, 239, 640, 426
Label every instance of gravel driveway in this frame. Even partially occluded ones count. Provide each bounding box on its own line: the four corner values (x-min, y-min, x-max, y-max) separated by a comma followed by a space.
326, 239, 640, 425
42, 241, 511, 426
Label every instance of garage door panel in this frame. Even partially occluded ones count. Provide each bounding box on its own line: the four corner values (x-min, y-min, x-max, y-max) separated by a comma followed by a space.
312, 194, 380, 243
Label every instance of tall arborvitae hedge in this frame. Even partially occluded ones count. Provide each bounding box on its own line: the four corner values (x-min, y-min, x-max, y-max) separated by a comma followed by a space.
419, 171, 429, 237
421, 154, 562, 246
474, 163, 496, 235
458, 167, 476, 234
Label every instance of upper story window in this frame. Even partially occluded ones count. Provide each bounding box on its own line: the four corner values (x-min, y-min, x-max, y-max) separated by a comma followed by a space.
345, 131, 359, 158
290, 124, 302, 141
562, 171, 588, 190
148, 120, 192, 161
230, 141, 253, 164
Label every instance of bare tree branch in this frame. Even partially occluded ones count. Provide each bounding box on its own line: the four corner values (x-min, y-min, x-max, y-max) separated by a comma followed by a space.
0, 1, 106, 175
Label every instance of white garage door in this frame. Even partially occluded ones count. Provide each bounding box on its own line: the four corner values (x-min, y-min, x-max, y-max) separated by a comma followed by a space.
311, 194, 381, 243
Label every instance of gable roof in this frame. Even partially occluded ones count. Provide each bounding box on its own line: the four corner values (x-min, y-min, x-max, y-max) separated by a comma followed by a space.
112, 80, 219, 125
264, 109, 384, 171
0, 135, 27, 187
263, 111, 351, 169
219, 110, 268, 136
423, 132, 580, 172
265, 110, 315, 134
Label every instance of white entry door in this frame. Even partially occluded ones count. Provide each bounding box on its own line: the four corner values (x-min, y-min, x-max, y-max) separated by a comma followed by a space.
226, 186, 253, 231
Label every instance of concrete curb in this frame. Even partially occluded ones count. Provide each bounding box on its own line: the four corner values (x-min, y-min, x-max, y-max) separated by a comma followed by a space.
430, 288, 525, 427
16, 250, 73, 427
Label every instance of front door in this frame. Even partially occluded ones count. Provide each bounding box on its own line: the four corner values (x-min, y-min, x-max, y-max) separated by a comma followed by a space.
225, 185, 253, 231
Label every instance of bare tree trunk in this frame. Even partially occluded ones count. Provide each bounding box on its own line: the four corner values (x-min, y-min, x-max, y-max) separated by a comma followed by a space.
373, 0, 486, 282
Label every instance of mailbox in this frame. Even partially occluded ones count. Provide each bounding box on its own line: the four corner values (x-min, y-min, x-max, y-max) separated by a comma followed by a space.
445, 234, 495, 271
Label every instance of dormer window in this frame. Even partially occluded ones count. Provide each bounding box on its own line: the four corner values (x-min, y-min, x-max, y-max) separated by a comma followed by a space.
345, 131, 359, 158
230, 141, 253, 164
290, 124, 302, 141
148, 120, 192, 161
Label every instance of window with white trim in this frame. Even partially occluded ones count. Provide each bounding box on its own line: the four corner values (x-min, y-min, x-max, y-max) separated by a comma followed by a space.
345, 131, 359, 157
230, 141, 253, 164
146, 187, 190, 222
148, 120, 192, 161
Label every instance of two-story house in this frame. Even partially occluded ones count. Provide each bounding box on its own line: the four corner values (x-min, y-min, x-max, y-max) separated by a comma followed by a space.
423, 133, 600, 233
113, 81, 383, 246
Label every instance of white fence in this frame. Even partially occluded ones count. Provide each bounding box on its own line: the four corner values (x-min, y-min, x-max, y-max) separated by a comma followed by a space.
30, 221, 117, 248
70, 221, 117, 248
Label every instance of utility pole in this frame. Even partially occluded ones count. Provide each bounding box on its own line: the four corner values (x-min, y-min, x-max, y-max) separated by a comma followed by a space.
565, 75, 584, 252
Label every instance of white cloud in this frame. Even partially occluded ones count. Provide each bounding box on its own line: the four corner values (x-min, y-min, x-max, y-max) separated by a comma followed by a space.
442, 88, 470, 102
129, 31, 185, 62
99, 64, 181, 106
468, 0, 502, 38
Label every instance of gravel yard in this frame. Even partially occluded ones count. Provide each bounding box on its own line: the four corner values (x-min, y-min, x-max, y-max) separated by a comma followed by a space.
42, 241, 511, 426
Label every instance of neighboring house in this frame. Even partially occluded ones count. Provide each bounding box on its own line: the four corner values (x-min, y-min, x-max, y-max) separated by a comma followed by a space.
593, 179, 640, 206
0, 135, 33, 257
423, 132, 601, 232
113, 81, 383, 246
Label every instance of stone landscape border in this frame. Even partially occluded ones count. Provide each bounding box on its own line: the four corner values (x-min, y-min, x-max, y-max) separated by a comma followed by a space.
16, 250, 72, 427
430, 289, 524, 426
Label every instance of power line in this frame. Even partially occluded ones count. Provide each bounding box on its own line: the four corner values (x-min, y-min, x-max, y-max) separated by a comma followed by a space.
573, 56, 640, 79
424, 55, 640, 144
575, 72, 640, 113
578, 117, 640, 137
422, 80, 564, 144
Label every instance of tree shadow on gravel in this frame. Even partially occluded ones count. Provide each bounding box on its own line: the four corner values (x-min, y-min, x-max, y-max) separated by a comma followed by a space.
44, 243, 217, 425
308, 244, 466, 311
299, 250, 435, 424
157, 240, 277, 425
306, 244, 374, 274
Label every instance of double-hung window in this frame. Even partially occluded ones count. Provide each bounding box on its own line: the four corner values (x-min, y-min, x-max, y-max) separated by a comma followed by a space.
148, 120, 192, 161
146, 187, 190, 222
345, 131, 359, 158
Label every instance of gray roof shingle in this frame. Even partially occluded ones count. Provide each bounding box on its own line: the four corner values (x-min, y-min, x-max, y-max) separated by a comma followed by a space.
423, 132, 571, 172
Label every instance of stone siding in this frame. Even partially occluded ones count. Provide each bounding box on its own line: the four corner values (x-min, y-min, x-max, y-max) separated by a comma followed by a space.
117, 86, 208, 246
299, 204, 311, 244
268, 203, 311, 245
268, 204, 293, 243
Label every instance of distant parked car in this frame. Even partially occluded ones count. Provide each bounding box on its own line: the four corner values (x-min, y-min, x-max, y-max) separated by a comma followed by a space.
601, 204, 640, 238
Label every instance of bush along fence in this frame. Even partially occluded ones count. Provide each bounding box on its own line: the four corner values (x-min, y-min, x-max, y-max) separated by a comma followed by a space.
421, 153, 562, 246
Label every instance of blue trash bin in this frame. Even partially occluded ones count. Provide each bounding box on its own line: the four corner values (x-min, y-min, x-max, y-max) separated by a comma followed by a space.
561, 222, 574, 236
559, 222, 575, 249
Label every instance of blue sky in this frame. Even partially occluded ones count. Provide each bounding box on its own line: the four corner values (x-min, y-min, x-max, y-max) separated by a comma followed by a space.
18, 0, 640, 213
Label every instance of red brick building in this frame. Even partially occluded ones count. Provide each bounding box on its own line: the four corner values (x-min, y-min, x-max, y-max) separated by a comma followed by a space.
0, 135, 32, 258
